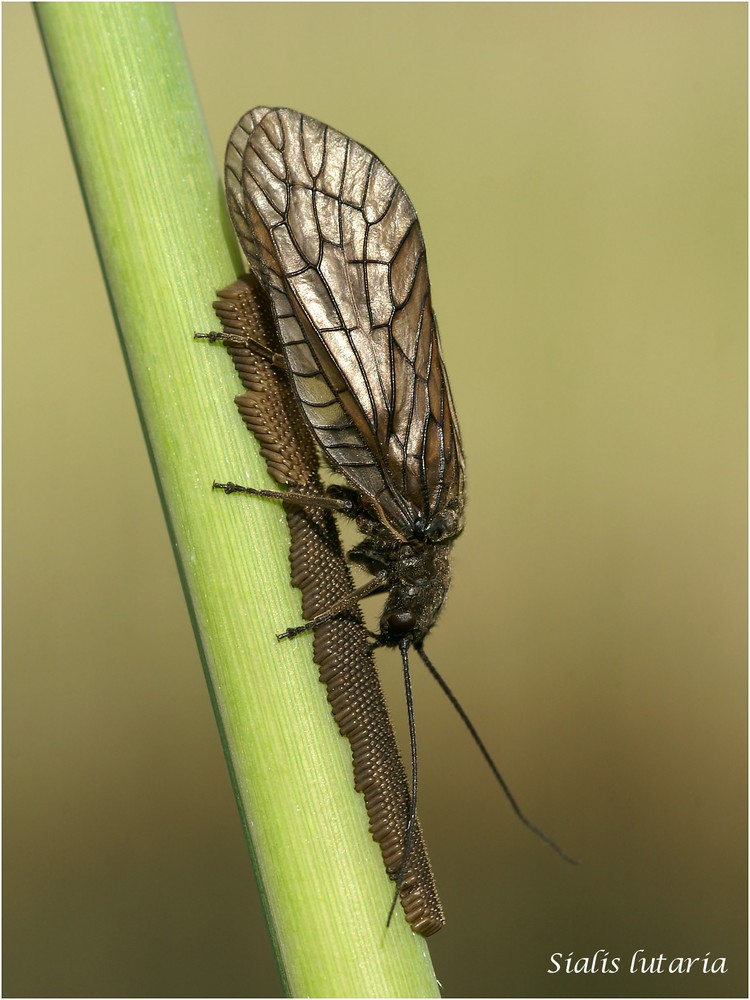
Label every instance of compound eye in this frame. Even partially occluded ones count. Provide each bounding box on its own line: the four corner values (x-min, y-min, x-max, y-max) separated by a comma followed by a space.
426, 502, 464, 542
386, 611, 416, 637
425, 517, 447, 541
426, 512, 455, 541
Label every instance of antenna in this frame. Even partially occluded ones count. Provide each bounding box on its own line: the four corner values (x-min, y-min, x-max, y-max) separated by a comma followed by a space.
415, 643, 578, 866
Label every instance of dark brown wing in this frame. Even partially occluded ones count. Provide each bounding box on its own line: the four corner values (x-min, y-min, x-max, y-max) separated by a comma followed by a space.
225, 107, 465, 540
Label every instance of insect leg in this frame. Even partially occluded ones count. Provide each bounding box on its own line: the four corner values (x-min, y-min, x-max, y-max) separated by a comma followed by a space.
194, 329, 285, 368
276, 571, 390, 641
212, 481, 356, 514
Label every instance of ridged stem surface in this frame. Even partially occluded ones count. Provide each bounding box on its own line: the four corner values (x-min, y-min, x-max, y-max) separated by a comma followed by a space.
35, 3, 440, 996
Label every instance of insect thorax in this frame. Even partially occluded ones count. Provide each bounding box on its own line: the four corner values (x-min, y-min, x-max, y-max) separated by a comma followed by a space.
381, 541, 454, 646
348, 511, 458, 646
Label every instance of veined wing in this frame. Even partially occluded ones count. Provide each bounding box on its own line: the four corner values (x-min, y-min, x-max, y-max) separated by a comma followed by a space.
225, 107, 464, 540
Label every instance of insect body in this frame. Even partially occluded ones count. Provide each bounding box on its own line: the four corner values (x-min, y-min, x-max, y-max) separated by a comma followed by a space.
223, 106, 465, 652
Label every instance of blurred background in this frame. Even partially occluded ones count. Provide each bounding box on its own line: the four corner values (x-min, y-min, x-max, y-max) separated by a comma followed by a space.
4, 3, 746, 997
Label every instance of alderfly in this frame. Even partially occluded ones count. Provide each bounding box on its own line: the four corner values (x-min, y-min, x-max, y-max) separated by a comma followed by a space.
198, 107, 573, 933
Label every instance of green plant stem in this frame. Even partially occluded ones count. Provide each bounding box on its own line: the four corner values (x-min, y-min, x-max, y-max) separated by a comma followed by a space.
35, 4, 440, 996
